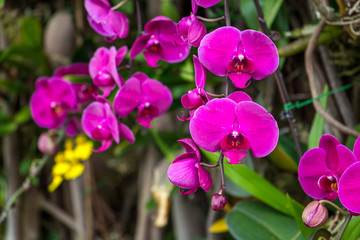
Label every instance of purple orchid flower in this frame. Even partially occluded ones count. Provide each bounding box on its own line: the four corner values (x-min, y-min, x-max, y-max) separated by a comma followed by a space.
81, 98, 134, 152
298, 134, 357, 201
180, 55, 210, 121
130, 16, 191, 67
198, 26, 279, 88
54, 63, 96, 104
190, 91, 278, 164
30, 77, 77, 129
338, 136, 360, 214
176, 13, 206, 47
89, 46, 127, 97
113, 72, 173, 128
85, 0, 129, 42
167, 138, 212, 195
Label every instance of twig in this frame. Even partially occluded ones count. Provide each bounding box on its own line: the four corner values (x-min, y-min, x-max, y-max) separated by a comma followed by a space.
224, 0, 231, 26
253, 0, 303, 157
38, 194, 78, 232
129, 0, 142, 76
218, 152, 226, 192
197, 16, 224, 22
305, 19, 360, 137
111, 0, 130, 11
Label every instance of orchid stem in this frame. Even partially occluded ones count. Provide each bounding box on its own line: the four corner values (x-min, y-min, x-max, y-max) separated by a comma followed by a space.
111, 0, 130, 11
218, 151, 226, 192
319, 199, 348, 215
207, 92, 225, 98
0, 129, 65, 225
129, 0, 142, 76
224, 0, 231, 26
252, 0, 303, 158
197, 16, 225, 22
200, 162, 219, 168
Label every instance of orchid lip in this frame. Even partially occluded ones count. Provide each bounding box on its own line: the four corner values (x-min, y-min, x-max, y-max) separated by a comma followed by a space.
318, 174, 339, 192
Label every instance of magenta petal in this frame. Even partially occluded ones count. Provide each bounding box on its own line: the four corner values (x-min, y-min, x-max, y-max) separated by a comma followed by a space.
191, 0, 198, 14
223, 148, 247, 164
119, 122, 135, 144
298, 148, 331, 199
339, 162, 360, 213
167, 157, 200, 189
188, 18, 206, 47
334, 144, 357, 176
319, 134, 341, 171
353, 136, 360, 161
145, 16, 178, 42
190, 98, 236, 152
107, 10, 129, 38
113, 77, 142, 117
87, 15, 112, 37
130, 34, 151, 59
196, 0, 222, 8
104, 102, 119, 143
109, 46, 125, 87
198, 26, 241, 76
54, 63, 89, 77
94, 139, 112, 152
141, 79, 172, 115
180, 188, 198, 195
227, 91, 252, 103
85, 0, 110, 22
143, 51, 161, 67
178, 138, 201, 160
235, 101, 278, 157
228, 72, 252, 88
198, 166, 212, 191
89, 47, 109, 79
193, 55, 206, 89
161, 41, 191, 63
240, 30, 279, 79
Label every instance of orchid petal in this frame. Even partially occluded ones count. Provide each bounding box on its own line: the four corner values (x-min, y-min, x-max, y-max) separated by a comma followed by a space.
113, 76, 142, 117
334, 144, 357, 176
141, 79, 172, 116
119, 122, 135, 144
198, 26, 241, 76
93, 139, 112, 152
161, 41, 191, 63
193, 55, 206, 89
223, 148, 248, 164
198, 166, 212, 191
143, 50, 161, 67
235, 101, 278, 157
167, 157, 200, 189
178, 138, 201, 161
227, 91, 252, 103
196, 0, 222, 8
85, 0, 110, 22
298, 148, 331, 199
188, 18, 206, 47
130, 34, 151, 59
240, 30, 279, 79
145, 16, 178, 42
228, 72, 252, 88
319, 134, 341, 171
54, 63, 89, 77
339, 162, 360, 214
353, 136, 360, 161
107, 10, 129, 38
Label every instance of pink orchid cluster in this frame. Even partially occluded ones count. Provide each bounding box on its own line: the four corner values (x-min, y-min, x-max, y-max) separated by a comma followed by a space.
298, 134, 360, 216
166, 0, 280, 211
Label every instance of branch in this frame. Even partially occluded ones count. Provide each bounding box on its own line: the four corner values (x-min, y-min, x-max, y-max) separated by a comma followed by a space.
305, 19, 360, 138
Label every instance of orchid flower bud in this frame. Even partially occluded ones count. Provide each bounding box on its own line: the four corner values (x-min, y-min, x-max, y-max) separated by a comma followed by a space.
38, 132, 58, 155
211, 193, 227, 211
302, 201, 328, 228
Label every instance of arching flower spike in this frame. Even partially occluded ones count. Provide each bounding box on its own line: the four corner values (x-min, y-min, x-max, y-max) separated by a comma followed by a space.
298, 134, 357, 201
198, 26, 279, 88
130, 16, 191, 67
190, 91, 279, 164
167, 138, 212, 195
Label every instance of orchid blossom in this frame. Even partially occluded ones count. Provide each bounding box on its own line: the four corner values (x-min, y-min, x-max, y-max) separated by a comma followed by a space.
198, 26, 279, 88
298, 134, 358, 201
130, 16, 191, 67
190, 91, 279, 164
89, 46, 127, 97
167, 138, 212, 195
85, 0, 129, 41
113, 72, 172, 128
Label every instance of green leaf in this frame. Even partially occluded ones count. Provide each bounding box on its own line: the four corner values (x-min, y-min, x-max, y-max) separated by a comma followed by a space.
0, 122, 17, 137
0, 0, 4, 9
14, 105, 31, 124
268, 135, 299, 172
240, 0, 284, 30
308, 85, 328, 149
20, 17, 42, 48
226, 201, 303, 240
161, 0, 179, 21
64, 75, 93, 84
342, 217, 360, 240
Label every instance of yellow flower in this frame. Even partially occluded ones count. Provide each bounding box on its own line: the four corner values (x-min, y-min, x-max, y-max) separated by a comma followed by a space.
48, 135, 93, 192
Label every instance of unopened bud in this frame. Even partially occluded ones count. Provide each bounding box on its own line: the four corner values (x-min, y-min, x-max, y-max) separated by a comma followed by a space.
211, 193, 227, 211
302, 201, 328, 228
38, 133, 57, 155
